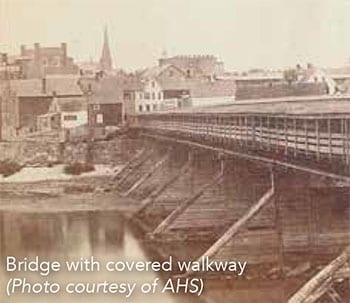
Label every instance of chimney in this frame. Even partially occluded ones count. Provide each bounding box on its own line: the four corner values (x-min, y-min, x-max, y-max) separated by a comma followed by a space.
34, 43, 40, 62
42, 78, 47, 94
61, 43, 67, 66
20, 45, 26, 56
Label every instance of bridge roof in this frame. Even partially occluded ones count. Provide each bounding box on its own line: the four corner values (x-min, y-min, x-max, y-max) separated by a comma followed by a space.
140, 95, 350, 116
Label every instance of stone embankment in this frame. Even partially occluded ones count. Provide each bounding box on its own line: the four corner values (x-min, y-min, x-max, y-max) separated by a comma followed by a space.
0, 136, 141, 167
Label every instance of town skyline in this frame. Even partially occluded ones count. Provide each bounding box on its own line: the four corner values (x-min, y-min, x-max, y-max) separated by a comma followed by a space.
1, 0, 350, 72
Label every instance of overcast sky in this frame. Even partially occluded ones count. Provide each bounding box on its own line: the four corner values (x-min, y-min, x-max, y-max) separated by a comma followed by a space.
1, 0, 350, 71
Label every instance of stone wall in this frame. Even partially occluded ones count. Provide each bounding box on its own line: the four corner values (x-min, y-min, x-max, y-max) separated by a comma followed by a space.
0, 140, 62, 165
63, 137, 142, 165
0, 136, 142, 167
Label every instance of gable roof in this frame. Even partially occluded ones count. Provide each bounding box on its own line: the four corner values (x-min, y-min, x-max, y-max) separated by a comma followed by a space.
56, 98, 87, 112
141, 64, 186, 80
89, 77, 123, 104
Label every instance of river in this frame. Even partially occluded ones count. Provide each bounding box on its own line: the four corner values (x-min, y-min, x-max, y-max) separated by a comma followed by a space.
0, 209, 300, 303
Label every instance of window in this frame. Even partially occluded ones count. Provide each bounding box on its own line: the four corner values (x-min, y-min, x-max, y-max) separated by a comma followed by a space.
151, 81, 155, 88
158, 92, 162, 100
138, 105, 143, 112
93, 104, 100, 110
144, 92, 150, 100
153, 104, 157, 110
96, 114, 103, 124
64, 115, 78, 121
146, 104, 150, 112
152, 92, 155, 100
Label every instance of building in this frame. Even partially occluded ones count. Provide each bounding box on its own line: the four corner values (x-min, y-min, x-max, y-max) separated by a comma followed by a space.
234, 66, 331, 100
182, 79, 235, 107
88, 77, 124, 136
123, 64, 189, 114
2, 75, 84, 138
37, 97, 87, 132
123, 63, 235, 114
158, 55, 224, 79
4, 43, 79, 79
0, 80, 18, 140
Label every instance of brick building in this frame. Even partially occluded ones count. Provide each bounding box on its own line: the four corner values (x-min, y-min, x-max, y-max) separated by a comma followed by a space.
10, 43, 79, 79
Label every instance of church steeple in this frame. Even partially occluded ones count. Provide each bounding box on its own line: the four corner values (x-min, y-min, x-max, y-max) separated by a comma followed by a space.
99, 26, 113, 72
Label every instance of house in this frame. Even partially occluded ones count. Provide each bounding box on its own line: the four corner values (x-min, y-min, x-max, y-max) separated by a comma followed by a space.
88, 77, 124, 136
37, 97, 87, 132
123, 64, 189, 114
158, 55, 224, 79
123, 63, 236, 114
4, 75, 84, 137
183, 78, 235, 107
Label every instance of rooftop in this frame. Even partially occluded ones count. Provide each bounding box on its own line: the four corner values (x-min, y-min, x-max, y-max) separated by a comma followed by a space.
8, 75, 83, 97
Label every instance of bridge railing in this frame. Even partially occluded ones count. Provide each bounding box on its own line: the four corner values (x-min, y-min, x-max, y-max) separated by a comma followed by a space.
132, 113, 350, 174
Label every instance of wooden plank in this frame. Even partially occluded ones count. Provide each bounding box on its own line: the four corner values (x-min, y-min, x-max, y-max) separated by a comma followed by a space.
112, 148, 145, 180
115, 150, 153, 185
305, 119, 309, 156
288, 245, 350, 303
152, 170, 224, 236
284, 118, 288, 155
136, 158, 192, 214
185, 170, 275, 276
294, 118, 297, 157
122, 154, 170, 197
260, 116, 263, 149
267, 116, 271, 151
345, 119, 350, 167
316, 119, 320, 161
328, 119, 332, 161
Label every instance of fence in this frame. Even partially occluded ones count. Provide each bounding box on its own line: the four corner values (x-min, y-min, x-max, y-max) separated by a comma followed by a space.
133, 112, 350, 174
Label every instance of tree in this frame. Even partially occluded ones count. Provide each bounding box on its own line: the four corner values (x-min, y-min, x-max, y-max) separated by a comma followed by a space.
283, 69, 298, 85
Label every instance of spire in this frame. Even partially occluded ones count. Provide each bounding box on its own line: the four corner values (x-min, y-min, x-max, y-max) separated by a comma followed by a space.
99, 26, 113, 72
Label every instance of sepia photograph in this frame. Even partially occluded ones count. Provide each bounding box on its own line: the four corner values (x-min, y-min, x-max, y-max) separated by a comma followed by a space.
0, 0, 349, 302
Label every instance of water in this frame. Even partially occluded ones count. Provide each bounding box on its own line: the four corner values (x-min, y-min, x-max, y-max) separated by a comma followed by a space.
0, 210, 294, 303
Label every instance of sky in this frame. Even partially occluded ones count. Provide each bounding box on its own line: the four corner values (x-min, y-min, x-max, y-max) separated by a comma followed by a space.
1, 0, 350, 71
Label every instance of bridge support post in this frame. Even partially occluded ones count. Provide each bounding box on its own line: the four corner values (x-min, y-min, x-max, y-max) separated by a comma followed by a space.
112, 148, 145, 180
288, 245, 350, 303
122, 154, 170, 197
185, 168, 275, 276
136, 156, 192, 214
152, 161, 224, 236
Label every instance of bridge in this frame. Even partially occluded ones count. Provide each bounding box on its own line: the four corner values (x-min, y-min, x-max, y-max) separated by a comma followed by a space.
118, 95, 350, 302
131, 95, 350, 182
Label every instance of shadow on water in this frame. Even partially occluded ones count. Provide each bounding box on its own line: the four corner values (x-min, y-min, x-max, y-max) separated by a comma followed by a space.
0, 210, 292, 303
